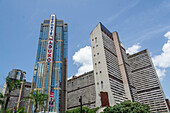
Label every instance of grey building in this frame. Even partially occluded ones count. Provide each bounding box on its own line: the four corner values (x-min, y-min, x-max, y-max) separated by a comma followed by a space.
67, 23, 169, 113
2, 69, 31, 112
67, 71, 96, 110
90, 22, 137, 107
128, 49, 169, 113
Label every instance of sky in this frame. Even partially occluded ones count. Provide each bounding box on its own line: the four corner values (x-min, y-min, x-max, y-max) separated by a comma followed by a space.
0, 0, 170, 99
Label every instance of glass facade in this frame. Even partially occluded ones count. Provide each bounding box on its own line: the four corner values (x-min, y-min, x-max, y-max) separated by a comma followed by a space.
31, 15, 68, 113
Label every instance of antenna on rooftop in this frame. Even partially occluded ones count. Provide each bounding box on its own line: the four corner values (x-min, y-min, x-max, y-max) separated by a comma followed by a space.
13, 64, 15, 69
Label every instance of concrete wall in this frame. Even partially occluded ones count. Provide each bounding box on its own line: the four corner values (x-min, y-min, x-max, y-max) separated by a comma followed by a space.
3, 81, 31, 111
67, 71, 96, 110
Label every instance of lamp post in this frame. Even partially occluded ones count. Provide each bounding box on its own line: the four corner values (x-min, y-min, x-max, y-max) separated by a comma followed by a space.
79, 96, 82, 113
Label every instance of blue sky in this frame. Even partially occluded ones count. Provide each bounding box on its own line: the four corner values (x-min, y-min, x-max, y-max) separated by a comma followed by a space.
0, 0, 170, 99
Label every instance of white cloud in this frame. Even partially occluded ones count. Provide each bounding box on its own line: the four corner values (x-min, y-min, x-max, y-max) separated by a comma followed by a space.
152, 31, 170, 79
72, 46, 93, 77
152, 31, 170, 68
126, 43, 141, 54
155, 68, 166, 80
164, 31, 170, 39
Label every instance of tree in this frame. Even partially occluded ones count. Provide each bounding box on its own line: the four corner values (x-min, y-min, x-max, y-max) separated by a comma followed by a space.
65, 107, 99, 113
4, 77, 21, 113
1, 106, 26, 113
103, 100, 150, 113
0, 93, 4, 109
12, 106, 26, 113
24, 90, 48, 113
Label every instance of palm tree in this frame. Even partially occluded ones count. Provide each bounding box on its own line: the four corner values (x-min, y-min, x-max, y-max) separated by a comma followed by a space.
4, 77, 21, 113
0, 93, 4, 110
12, 106, 26, 113
25, 90, 48, 113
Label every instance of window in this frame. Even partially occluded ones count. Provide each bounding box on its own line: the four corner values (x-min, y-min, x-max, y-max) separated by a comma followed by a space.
93, 46, 95, 48
96, 72, 98, 75
94, 54, 96, 57
100, 71, 102, 73
101, 81, 103, 89
95, 63, 97, 65
98, 61, 100, 64
95, 37, 97, 43
97, 53, 99, 55
96, 45, 98, 47
92, 39, 94, 41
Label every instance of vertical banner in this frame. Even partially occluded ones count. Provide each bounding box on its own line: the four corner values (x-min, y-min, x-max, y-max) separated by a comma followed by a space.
49, 92, 54, 108
46, 37, 53, 62
46, 15, 56, 62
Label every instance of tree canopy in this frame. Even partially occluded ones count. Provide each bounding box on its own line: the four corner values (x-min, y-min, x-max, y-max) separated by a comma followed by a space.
4, 77, 21, 113
103, 100, 150, 113
24, 90, 48, 113
66, 107, 99, 113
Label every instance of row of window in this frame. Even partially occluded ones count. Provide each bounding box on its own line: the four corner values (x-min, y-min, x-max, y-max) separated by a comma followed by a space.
94, 52, 99, 57
97, 81, 103, 89
96, 71, 102, 75
92, 37, 97, 43
92, 44, 98, 48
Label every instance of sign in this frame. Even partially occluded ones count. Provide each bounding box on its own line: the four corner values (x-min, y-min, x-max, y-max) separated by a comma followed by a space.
49, 15, 55, 36
49, 92, 54, 107
46, 15, 55, 62
50, 92, 54, 98
46, 36, 53, 62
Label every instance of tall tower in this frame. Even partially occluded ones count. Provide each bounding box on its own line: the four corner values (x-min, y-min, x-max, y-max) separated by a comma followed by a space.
29, 15, 68, 113
128, 49, 169, 113
90, 23, 137, 107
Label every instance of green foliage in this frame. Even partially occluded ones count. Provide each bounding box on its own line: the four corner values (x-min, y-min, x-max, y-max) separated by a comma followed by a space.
1, 107, 26, 113
65, 107, 99, 113
103, 100, 150, 113
0, 93, 4, 108
0, 108, 11, 113
4, 77, 22, 113
6, 77, 21, 93
13, 106, 26, 113
24, 90, 48, 112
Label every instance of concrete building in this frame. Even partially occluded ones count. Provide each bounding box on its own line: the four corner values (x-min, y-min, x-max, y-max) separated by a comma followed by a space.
128, 49, 169, 112
2, 69, 31, 112
67, 71, 95, 110
67, 23, 169, 112
90, 22, 138, 107
29, 15, 68, 113
165, 99, 170, 111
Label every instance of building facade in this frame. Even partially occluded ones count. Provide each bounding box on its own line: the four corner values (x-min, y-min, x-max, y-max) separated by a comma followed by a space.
128, 49, 169, 112
90, 23, 137, 107
67, 23, 169, 112
165, 99, 170, 111
67, 71, 96, 110
2, 69, 31, 112
29, 15, 68, 113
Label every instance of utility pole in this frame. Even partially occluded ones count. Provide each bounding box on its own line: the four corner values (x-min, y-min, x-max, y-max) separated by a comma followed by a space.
79, 96, 82, 113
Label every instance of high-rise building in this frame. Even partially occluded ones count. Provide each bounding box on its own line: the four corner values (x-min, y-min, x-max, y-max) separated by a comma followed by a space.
2, 69, 31, 112
90, 23, 137, 107
128, 49, 169, 112
67, 23, 169, 112
29, 15, 68, 113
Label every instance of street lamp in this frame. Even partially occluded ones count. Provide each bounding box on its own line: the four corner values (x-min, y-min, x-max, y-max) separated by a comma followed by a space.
79, 96, 82, 113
